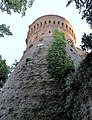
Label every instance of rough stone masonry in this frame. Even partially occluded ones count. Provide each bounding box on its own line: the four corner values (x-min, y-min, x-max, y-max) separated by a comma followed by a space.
0, 36, 83, 120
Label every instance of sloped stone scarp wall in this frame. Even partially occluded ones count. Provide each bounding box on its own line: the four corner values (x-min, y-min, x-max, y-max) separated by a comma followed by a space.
0, 37, 82, 120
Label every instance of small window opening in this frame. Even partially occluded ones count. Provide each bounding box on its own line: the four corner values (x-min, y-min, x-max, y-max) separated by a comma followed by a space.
31, 28, 33, 32
66, 25, 68, 31
58, 21, 60, 24
37, 24, 39, 28
70, 49, 73, 52
53, 20, 55, 24
62, 23, 64, 26
49, 20, 51, 23
72, 30, 73, 36
40, 22, 42, 26
34, 26, 35, 30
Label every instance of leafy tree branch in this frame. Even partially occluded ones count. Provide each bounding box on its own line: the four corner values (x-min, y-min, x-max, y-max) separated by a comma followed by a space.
66, 0, 92, 28
0, 0, 35, 16
80, 33, 92, 52
0, 24, 12, 37
0, 0, 35, 37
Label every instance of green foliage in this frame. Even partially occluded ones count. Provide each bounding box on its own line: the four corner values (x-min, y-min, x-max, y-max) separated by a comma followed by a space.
46, 30, 75, 79
61, 52, 92, 119
67, 0, 92, 53
67, 0, 92, 28
0, 55, 9, 88
0, 59, 19, 87
0, 24, 12, 37
0, 0, 35, 16
80, 33, 92, 51
0, 0, 35, 38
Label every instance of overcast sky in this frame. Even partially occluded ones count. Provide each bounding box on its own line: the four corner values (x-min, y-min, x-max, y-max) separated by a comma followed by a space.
0, 0, 91, 66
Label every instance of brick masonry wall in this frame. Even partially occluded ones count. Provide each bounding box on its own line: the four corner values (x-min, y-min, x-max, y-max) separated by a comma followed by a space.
26, 15, 76, 48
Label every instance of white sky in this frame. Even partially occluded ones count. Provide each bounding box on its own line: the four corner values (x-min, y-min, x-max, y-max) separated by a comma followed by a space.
0, 0, 91, 66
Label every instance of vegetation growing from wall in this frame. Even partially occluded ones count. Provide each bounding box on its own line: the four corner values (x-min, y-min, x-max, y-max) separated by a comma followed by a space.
60, 52, 92, 120
66, 1, 92, 118
46, 29, 75, 79
46, 29, 92, 119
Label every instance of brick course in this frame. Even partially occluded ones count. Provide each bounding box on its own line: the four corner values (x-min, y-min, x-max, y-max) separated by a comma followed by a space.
26, 14, 76, 47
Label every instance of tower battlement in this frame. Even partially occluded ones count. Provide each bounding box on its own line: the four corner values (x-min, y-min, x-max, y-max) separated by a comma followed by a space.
26, 14, 76, 48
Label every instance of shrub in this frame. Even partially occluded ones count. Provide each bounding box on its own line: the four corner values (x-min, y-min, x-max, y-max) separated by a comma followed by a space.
62, 52, 92, 119
46, 30, 75, 79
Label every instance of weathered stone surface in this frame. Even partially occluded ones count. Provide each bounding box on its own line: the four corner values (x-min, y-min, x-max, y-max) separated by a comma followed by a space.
0, 38, 83, 120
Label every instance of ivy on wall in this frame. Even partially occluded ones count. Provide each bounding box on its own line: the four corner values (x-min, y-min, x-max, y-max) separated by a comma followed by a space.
63, 52, 92, 120
46, 29, 75, 80
46, 29, 92, 119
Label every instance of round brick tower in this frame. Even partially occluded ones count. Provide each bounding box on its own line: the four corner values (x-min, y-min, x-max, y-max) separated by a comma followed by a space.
26, 14, 76, 48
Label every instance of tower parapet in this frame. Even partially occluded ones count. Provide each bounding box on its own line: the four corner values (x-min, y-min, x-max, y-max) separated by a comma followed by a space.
26, 14, 76, 48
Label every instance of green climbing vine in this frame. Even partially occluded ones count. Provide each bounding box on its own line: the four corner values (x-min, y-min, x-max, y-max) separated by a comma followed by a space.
46, 29, 92, 119
46, 29, 75, 80
62, 52, 92, 120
